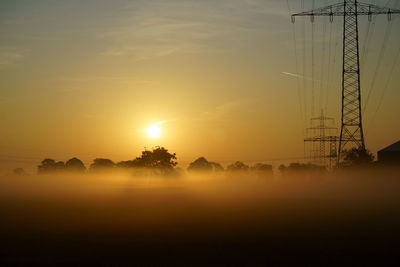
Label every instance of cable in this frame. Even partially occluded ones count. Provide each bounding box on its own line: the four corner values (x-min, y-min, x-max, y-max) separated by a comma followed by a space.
320, 14, 328, 114
286, 0, 306, 132
360, 15, 374, 69
310, 0, 316, 118
324, 13, 333, 114
369, 0, 400, 124
371, 43, 400, 125
363, 19, 393, 114
325, 16, 341, 113
301, 0, 308, 126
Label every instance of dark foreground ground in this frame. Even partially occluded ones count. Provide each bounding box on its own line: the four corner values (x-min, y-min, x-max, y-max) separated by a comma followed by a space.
1, 170, 400, 266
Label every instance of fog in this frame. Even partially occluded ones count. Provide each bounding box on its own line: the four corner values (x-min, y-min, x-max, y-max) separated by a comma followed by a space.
1, 169, 400, 264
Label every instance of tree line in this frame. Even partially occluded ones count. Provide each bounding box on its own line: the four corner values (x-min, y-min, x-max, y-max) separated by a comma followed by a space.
34, 146, 375, 175
38, 147, 177, 174
36, 146, 274, 175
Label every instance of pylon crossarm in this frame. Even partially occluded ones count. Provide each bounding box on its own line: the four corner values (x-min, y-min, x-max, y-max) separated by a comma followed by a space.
292, 2, 344, 18
357, 2, 400, 16
291, 1, 400, 23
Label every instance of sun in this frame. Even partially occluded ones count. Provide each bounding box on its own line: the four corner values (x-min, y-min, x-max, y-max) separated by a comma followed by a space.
146, 124, 161, 139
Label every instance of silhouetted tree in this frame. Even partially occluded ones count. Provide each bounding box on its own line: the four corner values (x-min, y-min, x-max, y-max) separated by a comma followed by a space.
38, 158, 57, 173
54, 161, 65, 171
187, 157, 213, 172
117, 159, 142, 168
210, 161, 224, 172
227, 161, 249, 171
132, 147, 177, 172
187, 157, 224, 172
279, 163, 326, 176
65, 158, 86, 172
90, 158, 115, 172
251, 163, 273, 177
340, 147, 374, 167
251, 163, 273, 172
13, 168, 25, 175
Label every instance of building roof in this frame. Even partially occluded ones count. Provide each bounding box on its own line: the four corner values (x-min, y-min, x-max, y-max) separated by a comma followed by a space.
379, 141, 400, 152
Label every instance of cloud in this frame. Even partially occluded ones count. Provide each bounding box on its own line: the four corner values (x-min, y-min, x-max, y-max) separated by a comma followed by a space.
100, 0, 286, 60
0, 50, 24, 66
54, 75, 159, 93
198, 99, 259, 122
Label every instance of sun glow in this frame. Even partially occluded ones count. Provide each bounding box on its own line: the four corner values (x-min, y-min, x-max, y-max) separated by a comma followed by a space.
146, 124, 161, 139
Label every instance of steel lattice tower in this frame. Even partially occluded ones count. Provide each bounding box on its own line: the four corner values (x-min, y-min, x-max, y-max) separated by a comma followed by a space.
291, 0, 400, 163
304, 110, 339, 168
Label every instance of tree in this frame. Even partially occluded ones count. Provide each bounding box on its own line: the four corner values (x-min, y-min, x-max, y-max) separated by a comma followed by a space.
90, 158, 115, 172
65, 157, 86, 172
251, 163, 273, 177
187, 157, 224, 172
227, 161, 249, 172
210, 161, 224, 172
54, 161, 65, 171
13, 168, 26, 175
187, 157, 213, 172
251, 163, 273, 172
135, 147, 177, 170
340, 147, 374, 167
279, 163, 326, 176
38, 158, 56, 173
117, 159, 142, 168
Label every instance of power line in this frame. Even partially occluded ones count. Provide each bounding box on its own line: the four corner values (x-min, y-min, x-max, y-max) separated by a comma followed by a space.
370, 0, 400, 124
324, 13, 333, 113
311, 0, 316, 117
319, 16, 328, 113
363, 18, 393, 115
302, 0, 308, 126
371, 43, 400, 124
287, 0, 306, 132
325, 16, 341, 112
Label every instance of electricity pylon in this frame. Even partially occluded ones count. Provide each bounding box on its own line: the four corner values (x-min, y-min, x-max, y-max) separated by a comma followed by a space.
291, 0, 400, 163
304, 110, 339, 169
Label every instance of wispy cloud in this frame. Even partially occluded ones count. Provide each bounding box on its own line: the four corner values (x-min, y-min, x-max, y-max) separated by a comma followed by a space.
55, 75, 159, 93
100, 0, 286, 60
198, 98, 259, 122
0, 48, 26, 66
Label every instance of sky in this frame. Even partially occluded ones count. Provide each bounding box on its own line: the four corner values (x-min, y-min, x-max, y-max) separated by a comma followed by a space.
0, 0, 399, 173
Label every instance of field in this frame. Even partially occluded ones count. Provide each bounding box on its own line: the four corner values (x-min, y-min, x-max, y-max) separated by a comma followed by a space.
1, 170, 400, 265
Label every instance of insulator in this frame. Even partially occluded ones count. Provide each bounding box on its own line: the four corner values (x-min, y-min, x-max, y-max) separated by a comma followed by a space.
387, 10, 392, 21
368, 6, 372, 22
291, 16, 295, 24
310, 14, 314, 23
330, 14, 334, 22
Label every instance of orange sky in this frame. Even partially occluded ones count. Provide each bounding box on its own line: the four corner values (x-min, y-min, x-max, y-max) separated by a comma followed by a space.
0, 0, 399, 173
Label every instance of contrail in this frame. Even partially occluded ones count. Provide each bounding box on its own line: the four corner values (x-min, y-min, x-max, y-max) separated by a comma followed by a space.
282, 71, 323, 83
282, 71, 304, 78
